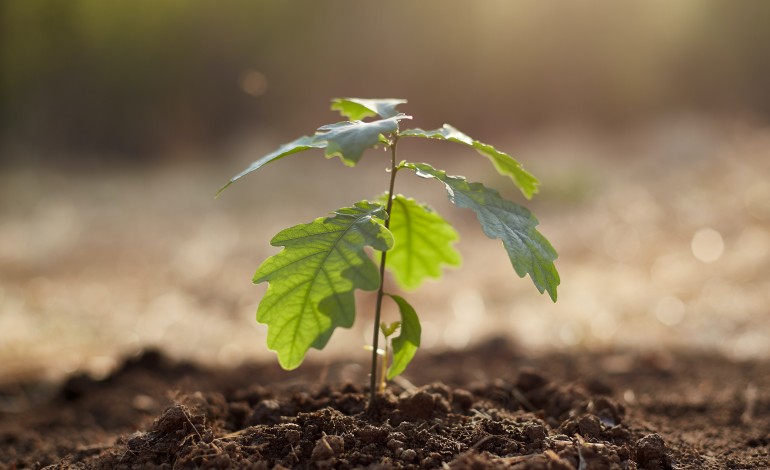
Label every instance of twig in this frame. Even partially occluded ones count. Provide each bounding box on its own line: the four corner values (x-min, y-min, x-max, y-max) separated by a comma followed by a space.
471, 408, 492, 421
182, 408, 203, 442
214, 429, 250, 441
575, 434, 587, 470
470, 435, 496, 451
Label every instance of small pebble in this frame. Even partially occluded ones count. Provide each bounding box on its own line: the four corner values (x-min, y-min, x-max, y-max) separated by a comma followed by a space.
400, 448, 417, 462
578, 414, 602, 439
527, 424, 547, 442
635, 433, 670, 468
285, 429, 301, 444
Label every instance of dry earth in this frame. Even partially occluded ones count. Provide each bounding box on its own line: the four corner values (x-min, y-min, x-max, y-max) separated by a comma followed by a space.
1, 340, 769, 469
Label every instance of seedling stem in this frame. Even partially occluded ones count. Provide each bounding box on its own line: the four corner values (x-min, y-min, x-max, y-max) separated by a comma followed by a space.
369, 137, 399, 406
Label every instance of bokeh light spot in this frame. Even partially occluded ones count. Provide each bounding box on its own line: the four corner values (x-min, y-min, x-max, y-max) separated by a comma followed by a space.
654, 295, 686, 326
691, 228, 724, 263
240, 70, 268, 97
558, 322, 583, 346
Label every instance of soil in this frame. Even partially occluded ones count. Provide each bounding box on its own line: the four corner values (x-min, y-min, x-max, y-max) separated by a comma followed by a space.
1, 339, 769, 469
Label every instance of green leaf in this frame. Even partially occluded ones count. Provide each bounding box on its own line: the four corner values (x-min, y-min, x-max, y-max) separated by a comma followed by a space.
403, 163, 559, 301
216, 135, 324, 196
385, 294, 421, 380
331, 98, 408, 120
401, 124, 540, 199
219, 113, 411, 195
316, 115, 411, 166
380, 321, 400, 338
254, 201, 393, 369
380, 194, 461, 290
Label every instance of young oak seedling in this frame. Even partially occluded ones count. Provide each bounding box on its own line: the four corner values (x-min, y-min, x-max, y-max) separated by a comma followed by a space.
217, 98, 559, 405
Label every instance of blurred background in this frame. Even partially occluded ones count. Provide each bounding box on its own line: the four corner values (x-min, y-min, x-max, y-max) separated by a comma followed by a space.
2, 1, 769, 383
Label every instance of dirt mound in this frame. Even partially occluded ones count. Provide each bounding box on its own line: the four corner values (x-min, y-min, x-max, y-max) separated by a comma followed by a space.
1, 342, 768, 468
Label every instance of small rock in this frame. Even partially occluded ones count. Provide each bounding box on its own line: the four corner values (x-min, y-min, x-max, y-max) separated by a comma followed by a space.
635, 433, 671, 470
605, 425, 631, 441
400, 448, 417, 462
577, 414, 602, 439
285, 429, 301, 444
557, 418, 579, 436
452, 388, 474, 410
356, 425, 389, 444
398, 390, 437, 420
526, 424, 547, 443
387, 439, 403, 451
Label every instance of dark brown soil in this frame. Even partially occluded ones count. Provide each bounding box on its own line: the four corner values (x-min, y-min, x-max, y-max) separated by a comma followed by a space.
1, 340, 769, 469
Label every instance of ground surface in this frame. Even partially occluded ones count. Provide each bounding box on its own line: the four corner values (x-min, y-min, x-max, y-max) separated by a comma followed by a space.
1, 340, 768, 469
2, 121, 770, 469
